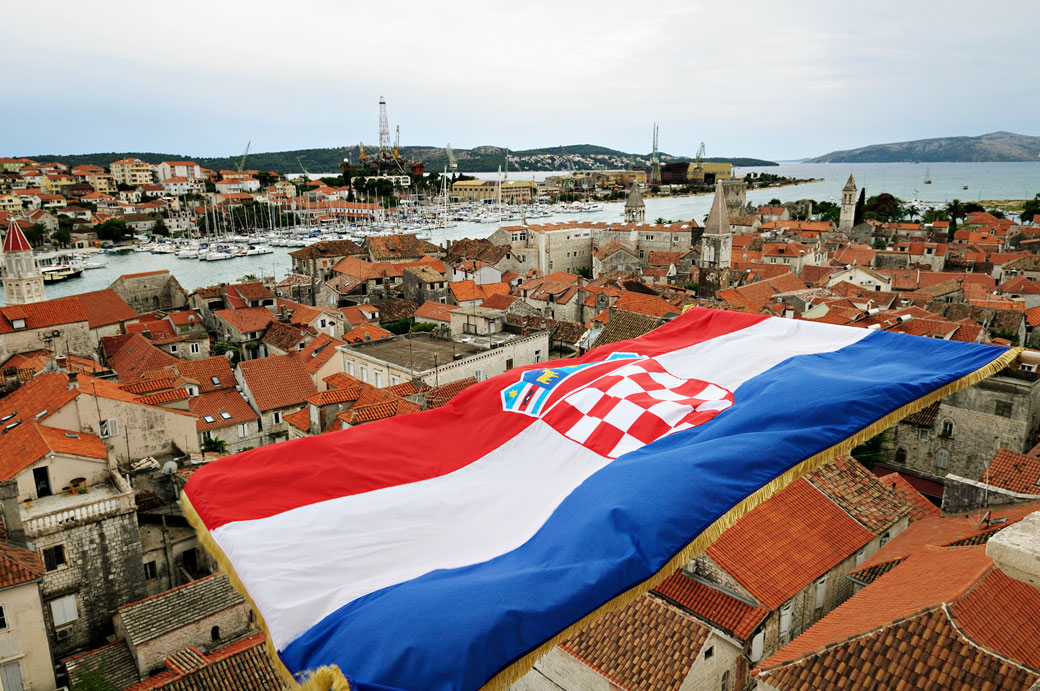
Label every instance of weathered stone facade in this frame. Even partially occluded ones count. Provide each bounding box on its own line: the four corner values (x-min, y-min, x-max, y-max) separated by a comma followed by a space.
883, 370, 1040, 483
36, 509, 146, 658
108, 271, 188, 314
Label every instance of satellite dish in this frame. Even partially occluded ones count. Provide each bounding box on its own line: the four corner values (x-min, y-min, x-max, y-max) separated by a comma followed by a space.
161, 461, 179, 475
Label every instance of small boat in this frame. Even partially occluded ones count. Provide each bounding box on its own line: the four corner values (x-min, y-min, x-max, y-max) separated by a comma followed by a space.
42, 265, 84, 283
923, 168, 932, 184
962, 184, 968, 190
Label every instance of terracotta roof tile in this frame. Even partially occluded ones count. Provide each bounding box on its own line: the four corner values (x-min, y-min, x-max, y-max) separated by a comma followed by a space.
189, 389, 258, 432
213, 307, 275, 335
804, 455, 910, 533
106, 333, 180, 382
284, 407, 310, 431
0, 296, 88, 334
706, 478, 874, 609
293, 333, 344, 374
982, 447, 1040, 494
875, 472, 942, 522
71, 289, 139, 328
654, 570, 768, 641
261, 321, 311, 352
0, 423, 106, 481
426, 377, 479, 409
449, 279, 484, 303
121, 632, 280, 691
343, 323, 393, 344
167, 357, 236, 393
559, 595, 709, 691
414, 300, 460, 322
238, 355, 316, 411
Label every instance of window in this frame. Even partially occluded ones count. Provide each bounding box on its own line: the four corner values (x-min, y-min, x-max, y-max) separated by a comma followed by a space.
272, 411, 283, 425
918, 428, 929, 441
238, 423, 249, 438
750, 632, 765, 662
186, 386, 198, 397
941, 419, 954, 437
33, 466, 52, 497
190, 342, 200, 354
210, 376, 220, 386
374, 371, 382, 388
506, 358, 514, 370
895, 447, 907, 464
0, 605, 6, 630
211, 625, 221, 641
169, 344, 178, 353
720, 670, 730, 691
42, 545, 66, 571
855, 549, 865, 566
51, 594, 78, 627
880, 531, 891, 547
474, 368, 485, 382
360, 366, 367, 382
348, 362, 355, 376
534, 350, 542, 363
995, 401, 1013, 417
143, 561, 157, 580
936, 449, 950, 470
779, 604, 792, 640
703, 645, 713, 660
814, 575, 827, 609
100, 418, 118, 438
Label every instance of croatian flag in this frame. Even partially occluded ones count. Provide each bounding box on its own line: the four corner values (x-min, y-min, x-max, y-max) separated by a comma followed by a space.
182, 308, 1016, 691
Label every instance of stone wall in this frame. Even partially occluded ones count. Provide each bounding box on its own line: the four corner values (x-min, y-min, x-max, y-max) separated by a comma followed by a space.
37, 511, 146, 658
109, 274, 188, 314
941, 475, 1040, 513
126, 603, 252, 676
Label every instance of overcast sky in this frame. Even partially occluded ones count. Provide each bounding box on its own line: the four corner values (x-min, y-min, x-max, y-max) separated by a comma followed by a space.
5, 0, 1038, 160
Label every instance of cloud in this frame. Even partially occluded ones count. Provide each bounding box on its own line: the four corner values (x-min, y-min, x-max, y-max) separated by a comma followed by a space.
4, 0, 1038, 159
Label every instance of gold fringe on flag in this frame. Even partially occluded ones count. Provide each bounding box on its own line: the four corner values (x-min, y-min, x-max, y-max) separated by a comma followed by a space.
180, 346, 1022, 691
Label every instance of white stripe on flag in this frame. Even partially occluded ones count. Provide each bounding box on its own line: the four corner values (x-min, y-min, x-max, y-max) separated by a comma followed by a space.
213, 317, 869, 650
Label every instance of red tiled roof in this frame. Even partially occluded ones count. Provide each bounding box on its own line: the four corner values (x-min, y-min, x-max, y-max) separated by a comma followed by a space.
0, 542, 44, 589
804, 455, 910, 533
0, 422, 106, 481
449, 279, 483, 303
121, 632, 280, 691
425, 377, 479, 409
982, 447, 1040, 494
757, 546, 1040, 690
136, 388, 190, 406
107, 333, 180, 382
3, 218, 32, 252
343, 323, 393, 344
189, 389, 258, 432
706, 478, 874, 609
284, 407, 310, 431
167, 356, 236, 393
559, 595, 710, 691
875, 472, 942, 522
238, 355, 316, 411
654, 570, 768, 641
70, 289, 138, 328
214, 307, 275, 335
228, 281, 275, 302
120, 269, 169, 279
0, 297, 88, 334
293, 333, 344, 374
414, 300, 459, 322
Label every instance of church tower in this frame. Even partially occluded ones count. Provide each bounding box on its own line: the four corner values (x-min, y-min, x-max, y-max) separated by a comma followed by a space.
3, 219, 46, 305
624, 183, 645, 223
699, 181, 732, 270
839, 174, 857, 231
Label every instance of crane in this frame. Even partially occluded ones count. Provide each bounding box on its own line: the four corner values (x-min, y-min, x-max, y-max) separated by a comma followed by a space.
296, 156, 310, 177
648, 123, 661, 185
695, 142, 706, 171
237, 141, 251, 173
378, 96, 392, 161
394, 126, 401, 160
359, 142, 368, 165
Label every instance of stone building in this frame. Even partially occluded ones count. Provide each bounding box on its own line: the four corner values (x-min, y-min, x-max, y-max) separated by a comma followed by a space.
839, 174, 857, 231
289, 239, 367, 284
0, 297, 93, 364
699, 181, 733, 270
108, 270, 189, 314
402, 265, 450, 304
623, 183, 645, 223
0, 538, 58, 690
880, 368, 1040, 495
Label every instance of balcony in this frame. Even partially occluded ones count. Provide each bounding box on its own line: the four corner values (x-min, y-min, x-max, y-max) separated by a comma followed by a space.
21, 474, 136, 539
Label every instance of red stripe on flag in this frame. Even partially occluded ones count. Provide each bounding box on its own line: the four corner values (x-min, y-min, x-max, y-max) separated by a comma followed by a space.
186, 308, 766, 530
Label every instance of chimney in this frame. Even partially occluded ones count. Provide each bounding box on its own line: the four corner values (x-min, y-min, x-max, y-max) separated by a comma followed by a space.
55, 355, 68, 371
0, 480, 26, 547
67, 370, 79, 388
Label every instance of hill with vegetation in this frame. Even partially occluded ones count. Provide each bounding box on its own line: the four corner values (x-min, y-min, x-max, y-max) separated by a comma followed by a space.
811, 131, 1040, 163
22, 145, 776, 174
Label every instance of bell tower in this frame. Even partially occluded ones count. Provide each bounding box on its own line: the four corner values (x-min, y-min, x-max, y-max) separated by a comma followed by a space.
839, 174, 857, 231
2, 219, 46, 305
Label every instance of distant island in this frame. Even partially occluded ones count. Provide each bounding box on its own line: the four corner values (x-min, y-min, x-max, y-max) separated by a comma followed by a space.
811, 131, 1040, 163
20, 144, 777, 174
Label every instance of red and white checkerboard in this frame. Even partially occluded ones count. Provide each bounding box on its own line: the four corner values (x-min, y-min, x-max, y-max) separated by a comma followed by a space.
542, 358, 733, 459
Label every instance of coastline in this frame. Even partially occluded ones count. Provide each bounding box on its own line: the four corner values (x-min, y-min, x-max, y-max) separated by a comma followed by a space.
643, 177, 822, 200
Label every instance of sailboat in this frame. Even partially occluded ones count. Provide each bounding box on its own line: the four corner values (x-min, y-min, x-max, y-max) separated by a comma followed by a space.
923, 168, 932, 184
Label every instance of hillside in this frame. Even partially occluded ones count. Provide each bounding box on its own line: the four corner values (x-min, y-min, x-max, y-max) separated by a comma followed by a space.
21, 145, 776, 174
811, 131, 1040, 163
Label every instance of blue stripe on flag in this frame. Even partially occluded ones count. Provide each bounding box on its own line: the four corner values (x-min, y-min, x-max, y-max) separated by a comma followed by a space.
280, 331, 1007, 691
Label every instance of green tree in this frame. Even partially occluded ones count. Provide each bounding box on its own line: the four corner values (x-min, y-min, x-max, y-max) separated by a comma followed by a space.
768, 198, 781, 206
97, 218, 129, 243
1019, 194, 1040, 224
864, 193, 905, 223
946, 199, 965, 238
23, 223, 47, 247
987, 208, 1005, 219
922, 208, 947, 224
151, 217, 170, 237
52, 226, 72, 247
255, 171, 277, 187
963, 202, 985, 213
814, 200, 840, 225
202, 435, 228, 454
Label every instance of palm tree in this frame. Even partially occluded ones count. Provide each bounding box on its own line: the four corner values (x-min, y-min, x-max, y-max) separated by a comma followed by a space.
945, 199, 965, 241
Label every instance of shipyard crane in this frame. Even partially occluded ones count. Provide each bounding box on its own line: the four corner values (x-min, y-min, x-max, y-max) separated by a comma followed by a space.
359, 142, 368, 165
296, 156, 310, 177
694, 142, 706, 171
649, 123, 661, 186
378, 96, 392, 162
237, 141, 251, 173
394, 126, 401, 160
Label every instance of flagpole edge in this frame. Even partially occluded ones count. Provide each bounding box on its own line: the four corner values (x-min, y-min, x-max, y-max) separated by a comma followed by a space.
478, 345, 1022, 691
